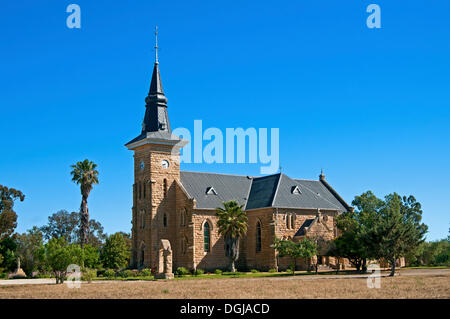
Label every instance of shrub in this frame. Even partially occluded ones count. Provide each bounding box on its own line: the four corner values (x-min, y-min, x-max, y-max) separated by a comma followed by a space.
104, 269, 116, 278
140, 268, 152, 277
268, 268, 277, 273
81, 269, 97, 283
0, 273, 7, 279
193, 268, 204, 276
175, 267, 190, 277
250, 269, 259, 273
214, 269, 223, 275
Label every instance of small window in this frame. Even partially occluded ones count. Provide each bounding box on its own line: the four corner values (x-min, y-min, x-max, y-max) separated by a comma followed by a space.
139, 182, 142, 199
203, 222, 210, 252
163, 179, 168, 198
291, 186, 301, 194
291, 214, 295, 229
286, 215, 290, 229
206, 187, 217, 195
163, 213, 168, 227
256, 221, 262, 253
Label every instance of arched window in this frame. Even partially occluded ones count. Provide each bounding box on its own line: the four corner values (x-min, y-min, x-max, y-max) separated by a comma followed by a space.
181, 209, 187, 226
143, 182, 146, 199
141, 210, 145, 229
139, 182, 142, 199
203, 222, 210, 253
291, 214, 295, 229
256, 221, 262, 253
163, 213, 168, 227
140, 243, 145, 267
286, 214, 289, 229
163, 179, 168, 198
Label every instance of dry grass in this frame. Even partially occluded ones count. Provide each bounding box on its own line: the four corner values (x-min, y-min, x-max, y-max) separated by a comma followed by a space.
1, 272, 449, 299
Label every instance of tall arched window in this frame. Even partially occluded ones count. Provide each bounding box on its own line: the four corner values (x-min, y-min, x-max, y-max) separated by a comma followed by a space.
203, 222, 210, 253
143, 182, 146, 199
286, 215, 290, 229
256, 221, 262, 253
141, 210, 145, 229
163, 179, 168, 198
163, 213, 168, 227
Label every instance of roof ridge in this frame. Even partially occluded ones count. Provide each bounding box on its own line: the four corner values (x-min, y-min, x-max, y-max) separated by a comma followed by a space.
180, 170, 251, 178
270, 173, 283, 207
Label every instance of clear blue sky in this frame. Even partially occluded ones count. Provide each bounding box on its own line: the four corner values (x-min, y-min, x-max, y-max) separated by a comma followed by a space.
1, 1, 449, 240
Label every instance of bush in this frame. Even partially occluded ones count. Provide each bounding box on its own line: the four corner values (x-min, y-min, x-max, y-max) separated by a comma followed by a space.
104, 269, 116, 279
0, 273, 8, 279
140, 268, 152, 277
193, 268, 204, 276
250, 269, 259, 273
81, 269, 97, 283
175, 267, 190, 277
268, 268, 277, 273
117, 269, 136, 278
214, 269, 223, 275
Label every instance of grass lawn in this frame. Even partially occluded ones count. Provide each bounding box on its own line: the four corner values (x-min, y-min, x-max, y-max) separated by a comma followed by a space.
0, 269, 448, 299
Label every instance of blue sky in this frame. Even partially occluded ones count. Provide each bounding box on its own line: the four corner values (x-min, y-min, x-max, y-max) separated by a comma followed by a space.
1, 1, 449, 240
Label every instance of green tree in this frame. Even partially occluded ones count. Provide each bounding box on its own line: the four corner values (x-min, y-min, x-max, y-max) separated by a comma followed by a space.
40, 210, 106, 247
0, 237, 18, 272
0, 185, 25, 240
82, 244, 101, 269
100, 233, 130, 270
373, 193, 427, 276
15, 226, 44, 276
39, 237, 83, 284
215, 201, 248, 272
272, 237, 317, 275
70, 159, 99, 248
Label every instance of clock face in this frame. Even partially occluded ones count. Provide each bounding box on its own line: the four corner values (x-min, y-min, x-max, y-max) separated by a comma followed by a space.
161, 160, 169, 169
140, 161, 145, 170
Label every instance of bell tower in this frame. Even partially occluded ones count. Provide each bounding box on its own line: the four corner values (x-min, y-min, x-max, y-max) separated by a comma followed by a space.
125, 27, 186, 268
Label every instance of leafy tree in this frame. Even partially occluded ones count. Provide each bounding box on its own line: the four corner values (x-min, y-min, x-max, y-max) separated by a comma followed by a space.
372, 193, 427, 276
100, 233, 130, 270
82, 244, 101, 269
40, 210, 79, 244
215, 201, 248, 272
0, 237, 18, 272
272, 237, 317, 275
70, 159, 99, 248
40, 210, 106, 247
39, 237, 83, 284
15, 226, 44, 276
0, 185, 25, 240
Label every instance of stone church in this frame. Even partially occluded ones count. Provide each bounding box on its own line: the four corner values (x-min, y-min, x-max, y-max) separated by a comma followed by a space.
125, 41, 353, 272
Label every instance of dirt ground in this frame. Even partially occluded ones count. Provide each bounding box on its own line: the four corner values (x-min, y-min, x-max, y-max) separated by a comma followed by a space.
0, 269, 449, 299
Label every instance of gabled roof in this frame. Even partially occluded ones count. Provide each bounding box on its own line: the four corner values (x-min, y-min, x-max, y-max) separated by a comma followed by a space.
180, 171, 351, 212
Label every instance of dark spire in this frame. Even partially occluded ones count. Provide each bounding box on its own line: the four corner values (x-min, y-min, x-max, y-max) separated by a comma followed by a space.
142, 26, 171, 134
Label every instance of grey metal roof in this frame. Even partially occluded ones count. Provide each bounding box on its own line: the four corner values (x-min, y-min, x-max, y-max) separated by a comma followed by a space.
180, 171, 252, 209
180, 171, 350, 212
271, 174, 347, 211
245, 174, 281, 210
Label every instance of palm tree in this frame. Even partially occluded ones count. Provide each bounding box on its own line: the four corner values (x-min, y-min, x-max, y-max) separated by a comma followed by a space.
215, 200, 248, 272
70, 159, 99, 248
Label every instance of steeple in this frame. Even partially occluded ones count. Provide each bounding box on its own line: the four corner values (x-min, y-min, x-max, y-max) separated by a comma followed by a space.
142, 26, 170, 134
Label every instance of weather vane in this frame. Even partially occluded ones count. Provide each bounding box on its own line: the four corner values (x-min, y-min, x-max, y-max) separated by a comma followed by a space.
155, 26, 159, 64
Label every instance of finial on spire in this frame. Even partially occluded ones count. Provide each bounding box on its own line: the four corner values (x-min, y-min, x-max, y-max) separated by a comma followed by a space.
155, 26, 159, 64
319, 168, 325, 180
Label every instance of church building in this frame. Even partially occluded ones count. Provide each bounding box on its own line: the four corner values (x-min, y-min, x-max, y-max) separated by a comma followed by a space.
125, 33, 353, 272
